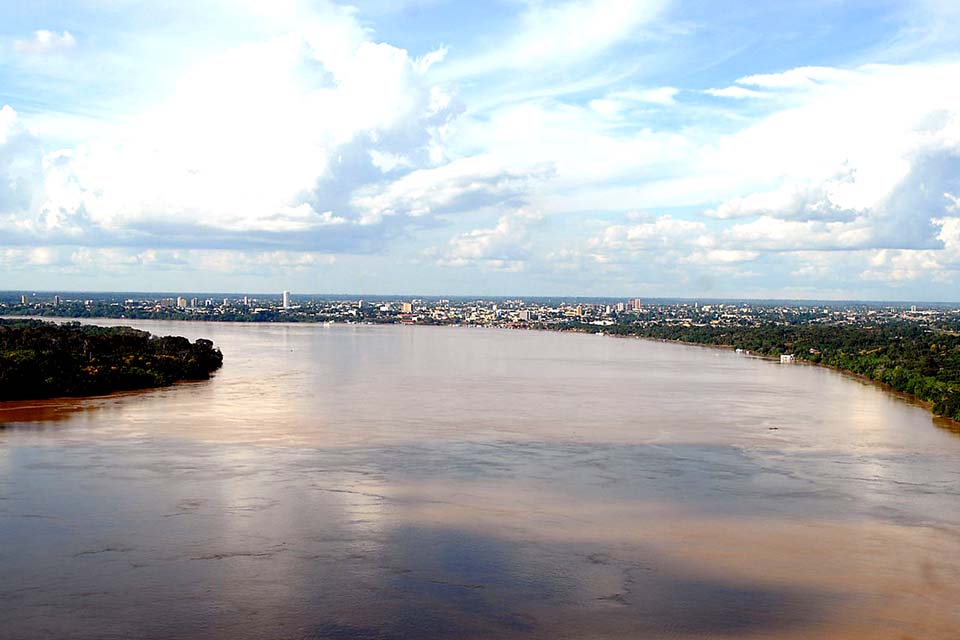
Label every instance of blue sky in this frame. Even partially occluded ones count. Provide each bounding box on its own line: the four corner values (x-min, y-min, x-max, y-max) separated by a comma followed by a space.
1, 0, 959, 299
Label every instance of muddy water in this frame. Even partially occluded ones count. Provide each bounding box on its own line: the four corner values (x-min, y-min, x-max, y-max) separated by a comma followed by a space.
1, 320, 959, 639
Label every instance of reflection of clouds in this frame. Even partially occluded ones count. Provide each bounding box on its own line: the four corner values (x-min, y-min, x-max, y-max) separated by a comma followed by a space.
2, 437, 960, 638
3, 321, 960, 637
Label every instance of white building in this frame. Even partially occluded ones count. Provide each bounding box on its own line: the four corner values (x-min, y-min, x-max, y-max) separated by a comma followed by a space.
282, 291, 290, 309
780, 354, 796, 363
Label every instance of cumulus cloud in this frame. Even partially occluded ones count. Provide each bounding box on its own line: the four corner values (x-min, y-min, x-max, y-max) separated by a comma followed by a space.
4, 3, 960, 297
587, 216, 705, 254
0, 7, 461, 249
0, 106, 43, 224
352, 156, 544, 225
430, 208, 543, 271
12, 30, 76, 54
707, 173, 859, 221
697, 63, 960, 255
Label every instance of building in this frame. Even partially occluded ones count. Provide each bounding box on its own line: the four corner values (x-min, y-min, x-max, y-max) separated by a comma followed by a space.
780, 354, 796, 363
176, 297, 188, 309
20, 294, 28, 304
282, 291, 290, 309
401, 302, 413, 313
190, 297, 199, 308
630, 298, 643, 311
53, 295, 60, 306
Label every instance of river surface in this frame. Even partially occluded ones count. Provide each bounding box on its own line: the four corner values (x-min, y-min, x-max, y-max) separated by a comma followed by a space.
2, 320, 960, 639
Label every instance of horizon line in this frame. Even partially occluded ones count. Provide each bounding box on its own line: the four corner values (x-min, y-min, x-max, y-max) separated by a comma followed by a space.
2, 289, 956, 306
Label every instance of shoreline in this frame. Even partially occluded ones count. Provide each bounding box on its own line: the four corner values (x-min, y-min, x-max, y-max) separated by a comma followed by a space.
594, 329, 959, 428
3, 315, 957, 432
0, 318, 222, 406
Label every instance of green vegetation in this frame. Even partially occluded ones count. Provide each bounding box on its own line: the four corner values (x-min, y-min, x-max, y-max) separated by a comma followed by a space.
561, 320, 960, 421
0, 320, 223, 401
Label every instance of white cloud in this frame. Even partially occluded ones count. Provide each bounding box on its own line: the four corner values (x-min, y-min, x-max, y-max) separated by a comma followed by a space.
589, 87, 679, 116
707, 174, 858, 221
12, 30, 76, 54
685, 249, 760, 264
4, 3, 960, 297
945, 192, 960, 212
587, 215, 704, 253
0, 246, 336, 275
734, 66, 855, 89
2, 8, 459, 243
352, 155, 542, 225
704, 86, 769, 99
431, 208, 543, 271
0, 105, 18, 143
442, 0, 668, 77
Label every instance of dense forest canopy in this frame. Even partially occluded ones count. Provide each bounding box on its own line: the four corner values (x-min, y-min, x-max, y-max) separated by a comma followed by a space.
562, 320, 960, 421
0, 320, 223, 401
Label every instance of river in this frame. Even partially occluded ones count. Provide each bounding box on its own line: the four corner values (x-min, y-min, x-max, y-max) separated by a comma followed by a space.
1, 320, 959, 639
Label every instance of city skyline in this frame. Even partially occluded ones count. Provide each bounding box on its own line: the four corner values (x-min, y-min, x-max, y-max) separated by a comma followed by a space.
1, 1, 959, 299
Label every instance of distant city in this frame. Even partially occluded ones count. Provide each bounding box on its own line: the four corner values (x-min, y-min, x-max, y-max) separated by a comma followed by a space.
2, 291, 958, 331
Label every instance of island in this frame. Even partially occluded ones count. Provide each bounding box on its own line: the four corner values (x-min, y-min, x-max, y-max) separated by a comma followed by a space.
0, 319, 223, 401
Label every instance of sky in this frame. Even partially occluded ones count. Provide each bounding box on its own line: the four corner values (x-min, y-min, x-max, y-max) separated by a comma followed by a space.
1, 0, 959, 299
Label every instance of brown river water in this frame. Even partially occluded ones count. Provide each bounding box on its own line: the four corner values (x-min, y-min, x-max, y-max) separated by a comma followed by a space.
1, 320, 959, 639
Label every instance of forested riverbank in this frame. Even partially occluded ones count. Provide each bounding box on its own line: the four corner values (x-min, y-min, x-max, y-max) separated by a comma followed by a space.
564, 320, 960, 421
0, 319, 223, 401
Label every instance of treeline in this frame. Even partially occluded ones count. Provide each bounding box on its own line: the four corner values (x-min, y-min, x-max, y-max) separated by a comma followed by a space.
0, 320, 223, 401
563, 320, 960, 421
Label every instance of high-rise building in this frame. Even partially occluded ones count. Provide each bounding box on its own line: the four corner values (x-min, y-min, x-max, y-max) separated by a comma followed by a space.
176, 297, 188, 308
282, 291, 290, 309
401, 302, 413, 313
53, 295, 60, 306
190, 297, 199, 308
20, 294, 28, 304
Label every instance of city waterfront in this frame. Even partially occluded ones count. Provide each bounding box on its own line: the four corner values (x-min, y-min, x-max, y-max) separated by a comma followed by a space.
2, 320, 960, 639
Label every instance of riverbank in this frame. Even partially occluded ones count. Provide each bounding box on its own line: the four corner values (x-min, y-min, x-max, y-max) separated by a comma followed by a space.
561, 323, 960, 424
0, 319, 223, 401
5, 318, 960, 428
